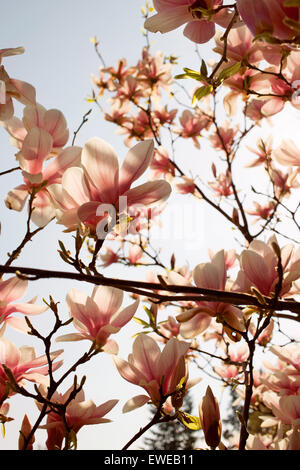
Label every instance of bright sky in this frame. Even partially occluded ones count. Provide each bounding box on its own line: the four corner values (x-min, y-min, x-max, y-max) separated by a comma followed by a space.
1, 0, 300, 451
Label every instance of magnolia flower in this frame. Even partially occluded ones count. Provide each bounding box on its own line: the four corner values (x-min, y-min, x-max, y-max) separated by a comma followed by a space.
0, 337, 63, 401
56, 286, 139, 353
37, 385, 118, 450
273, 139, 300, 168
236, 0, 299, 41
174, 250, 245, 341
232, 235, 300, 298
48, 138, 171, 233
112, 334, 190, 412
5, 144, 81, 227
0, 48, 36, 121
0, 275, 47, 333
145, 0, 238, 44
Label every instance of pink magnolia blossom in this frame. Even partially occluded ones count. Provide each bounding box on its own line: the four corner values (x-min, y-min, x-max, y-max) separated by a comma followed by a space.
232, 236, 300, 297
0, 337, 63, 401
48, 138, 171, 233
136, 47, 173, 95
37, 385, 118, 450
245, 137, 273, 168
236, 0, 299, 41
172, 251, 245, 341
246, 201, 275, 224
273, 139, 300, 168
144, 0, 238, 44
100, 247, 119, 267
56, 286, 139, 353
0, 275, 47, 333
150, 146, 175, 179
174, 109, 211, 149
0, 65, 36, 121
112, 334, 190, 411
5, 144, 81, 227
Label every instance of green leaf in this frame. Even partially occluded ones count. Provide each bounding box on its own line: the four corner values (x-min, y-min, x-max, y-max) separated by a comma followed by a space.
218, 61, 242, 83
284, 0, 300, 6
284, 17, 300, 33
192, 85, 212, 104
177, 411, 202, 431
133, 316, 150, 327
200, 60, 208, 78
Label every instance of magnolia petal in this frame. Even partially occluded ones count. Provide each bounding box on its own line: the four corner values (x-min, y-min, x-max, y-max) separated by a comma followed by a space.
144, 7, 191, 34
5, 184, 28, 211
30, 191, 56, 227
112, 355, 143, 385
119, 140, 154, 194
110, 298, 139, 328
82, 137, 119, 204
43, 109, 69, 148
180, 312, 212, 338
18, 127, 53, 174
92, 285, 124, 318
0, 96, 14, 121
0, 276, 28, 303
132, 334, 161, 381
122, 395, 149, 413
5, 316, 31, 334
124, 180, 171, 207
43, 146, 82, 183
9, 79, 36, 105
183, 20, 215, 44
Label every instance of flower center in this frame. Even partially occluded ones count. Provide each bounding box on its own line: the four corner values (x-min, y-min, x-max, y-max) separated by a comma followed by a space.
190, 0, 208, 19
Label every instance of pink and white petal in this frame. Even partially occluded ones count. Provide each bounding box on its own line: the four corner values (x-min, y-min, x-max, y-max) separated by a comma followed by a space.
1, 116, 27, 146
183, 20, 215, 44
144, 7, 191, 33
30, 191, 56, 227
56, 332, 86, 342
122, 395, 149, 413
77, 201, 109, 232
119, 140, 154, 194
11, 300, 47, 316
43, 146, 82, 184
102, 338, 119, 355
112, 355, 143, 385
22, 104, 46, 131
43, 109, 69, 148
92, 399, 119, 419
261, 98, 285, 117
18, 127, 53, 174
193, 263, 221, 290
82, 137, 119, 204
180, 312, 212, 338
110, 298, 139, 328
0, 96, 14, 121
9, 79, 36, 105
0, 337, 20, 368
124, 180, 171, 207
0, 47, 25, 58
240, 250, 272, 295
132, 334, 161, 381
60, 167, 90, 206
0, 276, 28, 303
5, 316, 31, 334
92, 285, 124, 318
157, 338, 190, 382
66, 288, 90, 323
5, 184, 28, 211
